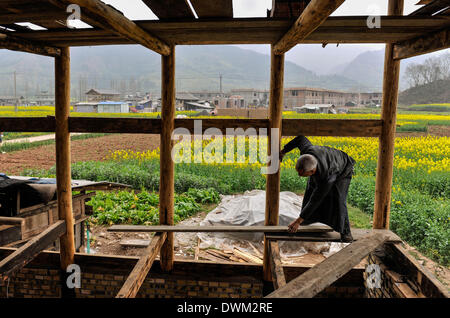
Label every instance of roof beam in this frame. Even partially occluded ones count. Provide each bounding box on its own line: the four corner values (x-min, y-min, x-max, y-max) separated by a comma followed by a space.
273, 0, 345, 54
393, 28, 449, 59
51, 0, 171, 55
0, 33, 61, 57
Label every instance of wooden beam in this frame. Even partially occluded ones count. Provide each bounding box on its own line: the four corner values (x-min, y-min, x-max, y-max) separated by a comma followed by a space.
52, 0, 170, 55
55, 47, 76, 298
409, 0, 450, 16
393, 29, 449, 59
116, 232, 167, 298
0, 117, 383, 137
0, 220, 66, 281
159, 46, 175, 272
269, 241, 286, 289
0, 33, 61, 57
273, 0, 345, 54
266, 232, 389, 298
107, 225, 332, 233
190, 0, 234, 18
373, 0, 404, 230
11, 16, 449, 46
264, 47, 285, 281
142, 0, 195, 19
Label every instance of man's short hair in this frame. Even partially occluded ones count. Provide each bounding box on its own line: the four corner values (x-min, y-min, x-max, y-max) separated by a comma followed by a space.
295, 154, 318, 173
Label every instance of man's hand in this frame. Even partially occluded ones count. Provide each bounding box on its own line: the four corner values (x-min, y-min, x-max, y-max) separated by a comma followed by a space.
288, 217, 304, 233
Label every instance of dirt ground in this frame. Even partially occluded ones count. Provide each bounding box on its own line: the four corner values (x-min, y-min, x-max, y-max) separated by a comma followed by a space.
0, 134, 160, 175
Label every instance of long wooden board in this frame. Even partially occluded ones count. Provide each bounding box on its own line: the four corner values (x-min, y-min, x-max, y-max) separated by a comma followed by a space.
116, 232, 167, 298
142, 0, 195, 19
266, 233, 389, 298
0, 117, 383, 137
0, 220, 66, 281
108, 225, 332, 233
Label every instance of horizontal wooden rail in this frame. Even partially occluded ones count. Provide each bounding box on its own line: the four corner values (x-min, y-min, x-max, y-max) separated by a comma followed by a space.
108, 225, 332, 233
0, 117, 383, 137
0, 220, 66, 281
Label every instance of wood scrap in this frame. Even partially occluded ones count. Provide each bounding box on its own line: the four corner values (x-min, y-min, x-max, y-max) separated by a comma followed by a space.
233, 248, 263, 264
248, 242, 263, 259
194, 237, 200, 261
205, 249, 231, 261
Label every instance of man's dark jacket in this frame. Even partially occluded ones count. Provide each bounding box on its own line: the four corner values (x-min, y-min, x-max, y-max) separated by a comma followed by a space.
281, 135, 356, 234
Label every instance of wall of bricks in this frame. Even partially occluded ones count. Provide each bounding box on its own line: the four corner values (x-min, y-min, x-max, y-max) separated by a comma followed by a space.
364, 253, 398, 298
0, 248, 366, 298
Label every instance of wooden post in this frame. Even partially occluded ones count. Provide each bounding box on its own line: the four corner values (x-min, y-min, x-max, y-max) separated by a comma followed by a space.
263, 46, 284, 281
373, 0, 404, 230
159, 45, 175, 272
55, 47, 75, 297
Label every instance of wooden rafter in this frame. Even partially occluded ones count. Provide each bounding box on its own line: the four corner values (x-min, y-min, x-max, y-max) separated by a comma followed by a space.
8, 16, 448, 46
266, 233, 389, 298
116, 232, 167, 298
0, 220, 66, 281
0, 33, 61, 57
49, 0, 170, 55
273, 0, 345, 54
142, 0, 195, 19
393, 28, 449, 59
0, 117, 383, 137
410, 0, 450, 16
269, 241, 286, 289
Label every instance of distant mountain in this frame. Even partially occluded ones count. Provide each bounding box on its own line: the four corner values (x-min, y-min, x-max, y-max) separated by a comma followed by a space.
399, 79, 450, 105
327, 49, 450, 92
0, 45, 366, 98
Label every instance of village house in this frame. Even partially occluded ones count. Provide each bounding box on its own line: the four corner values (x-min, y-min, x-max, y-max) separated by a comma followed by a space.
230, 89, 269, 107
85, 88, 121, 102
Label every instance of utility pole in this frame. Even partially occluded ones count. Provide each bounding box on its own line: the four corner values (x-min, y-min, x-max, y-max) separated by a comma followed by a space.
219, 74, 223, 95
14, 71, 17, 112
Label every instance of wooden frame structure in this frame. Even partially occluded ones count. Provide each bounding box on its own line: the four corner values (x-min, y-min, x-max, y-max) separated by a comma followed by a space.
0, 0, 449, 298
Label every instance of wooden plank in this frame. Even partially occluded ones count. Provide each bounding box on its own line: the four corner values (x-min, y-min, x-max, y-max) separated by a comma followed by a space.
373, 0, 404, 230
0, 33, 61, 57
266, 232, 389, 298
190, 0, 233, 18
142, 0, 195, 19
0, 225, 22, 247
108, 225, 333, 233
116, 232, 166, 298
273, 0, 345, 54
269, 241, 286, 289
409, 0, 450, 16
0, 220, 66, 281
159, 46, 176, 272
10, 16, 450, 46
233, 248, 263, 264
264, 47, 285, 281
120, 239, 151, 248
266, 228, 402, 243
0, 117, 383, 137
393, 29, 449, 60
51, 0, 170, 55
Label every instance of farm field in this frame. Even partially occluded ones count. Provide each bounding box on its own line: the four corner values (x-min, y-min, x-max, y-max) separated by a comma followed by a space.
1, 108, 449, 277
